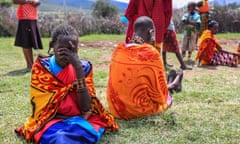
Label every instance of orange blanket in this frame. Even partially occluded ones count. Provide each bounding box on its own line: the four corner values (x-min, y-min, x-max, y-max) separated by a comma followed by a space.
196, 29, 220, 65
15, 56, 118, 142
107, 43, 170, 120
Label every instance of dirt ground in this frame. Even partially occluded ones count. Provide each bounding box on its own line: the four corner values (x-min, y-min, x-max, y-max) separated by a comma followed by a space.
79, 38, 239, 53
79, 38, 240, 79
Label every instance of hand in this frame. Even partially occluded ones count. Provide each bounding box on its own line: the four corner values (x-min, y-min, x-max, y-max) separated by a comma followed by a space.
56, 47, 81, 67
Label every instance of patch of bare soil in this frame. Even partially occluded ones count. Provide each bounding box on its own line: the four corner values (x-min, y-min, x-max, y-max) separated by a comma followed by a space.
79, 38, 240, 79
79, 40, 122, 49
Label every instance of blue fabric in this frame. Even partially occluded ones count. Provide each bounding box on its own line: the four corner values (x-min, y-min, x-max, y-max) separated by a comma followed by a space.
50, 56, 62, 75
40, 56, 92, 77
120, 16, 128, 25
40, 116, 105, 144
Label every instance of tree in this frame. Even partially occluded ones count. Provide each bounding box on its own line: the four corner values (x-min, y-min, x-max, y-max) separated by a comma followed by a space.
92, 0, 119, 18
0, 0, 12, 7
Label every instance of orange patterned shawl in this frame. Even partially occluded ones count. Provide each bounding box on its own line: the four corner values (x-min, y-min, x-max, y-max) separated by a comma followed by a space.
15, 56, 118, 142
196, 29, 220, 65
107, 43, 170, 120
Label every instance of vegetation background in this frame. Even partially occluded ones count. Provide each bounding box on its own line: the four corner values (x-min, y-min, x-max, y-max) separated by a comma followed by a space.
0, 0, 240, 143
0, 0, 240, 37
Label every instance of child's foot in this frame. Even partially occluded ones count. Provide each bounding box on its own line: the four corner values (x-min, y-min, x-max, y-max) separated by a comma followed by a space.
180, 65, 192, 70
165, 63, 174, 67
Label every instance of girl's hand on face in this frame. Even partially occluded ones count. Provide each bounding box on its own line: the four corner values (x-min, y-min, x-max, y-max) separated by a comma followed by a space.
57, 47, 79, 66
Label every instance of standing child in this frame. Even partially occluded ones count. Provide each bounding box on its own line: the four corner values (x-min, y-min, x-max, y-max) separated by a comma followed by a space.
181, 2, 201, 62
162, 19, 192, 70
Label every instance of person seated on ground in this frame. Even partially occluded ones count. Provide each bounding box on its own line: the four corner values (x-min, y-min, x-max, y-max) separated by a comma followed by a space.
106, 16, 183, 120
15, 24, 118, 144
236, 41, 240, 64
196, 20, 240, 67
162, 19, 192, 70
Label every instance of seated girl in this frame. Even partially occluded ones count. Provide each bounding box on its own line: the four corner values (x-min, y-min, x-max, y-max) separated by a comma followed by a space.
196, 20, 240, 67
15, 24, 118, 144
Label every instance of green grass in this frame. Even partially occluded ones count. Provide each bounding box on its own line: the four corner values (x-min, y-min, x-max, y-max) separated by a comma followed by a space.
0, 34, 240, 144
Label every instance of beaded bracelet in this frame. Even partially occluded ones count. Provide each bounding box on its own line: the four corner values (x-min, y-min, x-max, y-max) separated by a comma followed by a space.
77, 78, 86, 90
73, 78, 86, 91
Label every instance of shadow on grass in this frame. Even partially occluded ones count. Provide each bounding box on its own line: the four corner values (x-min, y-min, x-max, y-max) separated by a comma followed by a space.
3, 68, 31, 76
116, 112, 179, 130
197, 65, 217, 70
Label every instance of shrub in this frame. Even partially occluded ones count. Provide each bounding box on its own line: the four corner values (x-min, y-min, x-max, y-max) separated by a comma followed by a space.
92, 0, 119, 18
67, 12, 99, 36
0, 7, 17, 37
97, 17, 125, 34
38, 13, 64, 37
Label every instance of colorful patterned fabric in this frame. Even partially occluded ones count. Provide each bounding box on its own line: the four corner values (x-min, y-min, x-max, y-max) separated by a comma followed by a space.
211, 51, 238, 67
125, 0, 172, 44
40, 116, 105, 144
196, 30, 238, 66
236, 42, 240, 63
163, 29, 180, 53
17, 4, 38, 20
107, 43, 172, 120
15, 56, 118, 143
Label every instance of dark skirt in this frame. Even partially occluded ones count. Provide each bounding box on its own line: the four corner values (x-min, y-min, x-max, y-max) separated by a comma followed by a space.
14, 20, 43, 49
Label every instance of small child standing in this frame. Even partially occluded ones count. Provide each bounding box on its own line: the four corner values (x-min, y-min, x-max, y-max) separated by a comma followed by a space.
181, 2, 201, 62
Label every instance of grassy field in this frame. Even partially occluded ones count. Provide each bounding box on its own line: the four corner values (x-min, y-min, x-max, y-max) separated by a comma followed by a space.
0, 33, 240, 144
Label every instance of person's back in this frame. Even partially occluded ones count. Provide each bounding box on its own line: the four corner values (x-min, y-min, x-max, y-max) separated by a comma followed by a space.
107, 16, 176, 120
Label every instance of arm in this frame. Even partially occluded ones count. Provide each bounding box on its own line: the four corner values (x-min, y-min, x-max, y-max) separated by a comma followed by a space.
197, 50, 205, 66
58, 47, 92, 119
217, 45, 240, 57
73, 60, 92, 120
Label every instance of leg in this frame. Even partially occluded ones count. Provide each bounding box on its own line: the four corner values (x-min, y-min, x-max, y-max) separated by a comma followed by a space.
162, 51, 173, 67
176, 51, 192, 70
162, 51, 167, 65
188, 51, 192, 59
168, 69, 183, 92
182, 51, 186, 58
22, 48, 33, 69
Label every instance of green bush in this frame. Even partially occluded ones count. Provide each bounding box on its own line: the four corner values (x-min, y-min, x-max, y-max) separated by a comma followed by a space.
97, 18, 125, 34
0, 4, 124, 37
0, 7, 17, 37
92, 0, 119, 18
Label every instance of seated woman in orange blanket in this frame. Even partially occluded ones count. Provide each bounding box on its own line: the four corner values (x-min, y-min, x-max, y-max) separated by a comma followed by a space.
196, 20, 239, 67
15, 24, 118, 144
107, 16, 183, 120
